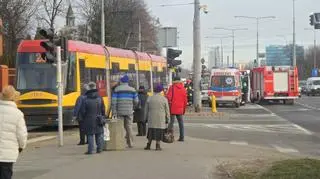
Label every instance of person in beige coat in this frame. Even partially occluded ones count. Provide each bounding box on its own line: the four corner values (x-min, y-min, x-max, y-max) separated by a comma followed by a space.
144, 84, 170, 151
0, 86, 28, 179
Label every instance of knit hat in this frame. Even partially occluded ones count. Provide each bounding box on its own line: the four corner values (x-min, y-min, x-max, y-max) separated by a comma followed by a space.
0, 85, 20, 101
88, 82, 97, 90
120, 75, 129, 83
154, 84, 163, 93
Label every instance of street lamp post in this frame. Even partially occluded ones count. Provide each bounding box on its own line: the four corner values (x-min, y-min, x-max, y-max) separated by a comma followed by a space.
101, 0, 105, 46
214, 27, 248, 67
235, 16, 276, 67
305, 28, 317, 68
293, 0, 296, 67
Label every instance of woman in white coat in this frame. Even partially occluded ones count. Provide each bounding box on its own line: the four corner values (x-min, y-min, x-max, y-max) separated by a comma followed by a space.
0, 86, 28, 179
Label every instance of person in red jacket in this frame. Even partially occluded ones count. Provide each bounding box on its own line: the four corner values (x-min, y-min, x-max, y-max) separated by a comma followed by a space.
166, 76, 188, 142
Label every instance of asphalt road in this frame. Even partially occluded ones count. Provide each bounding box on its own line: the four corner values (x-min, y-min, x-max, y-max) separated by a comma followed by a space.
263, 96, 320, 135
181, 102, 320, 156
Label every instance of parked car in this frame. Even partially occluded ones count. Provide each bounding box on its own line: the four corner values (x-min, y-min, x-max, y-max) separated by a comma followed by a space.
306, 77, 320, 96
299, 80, 307, 96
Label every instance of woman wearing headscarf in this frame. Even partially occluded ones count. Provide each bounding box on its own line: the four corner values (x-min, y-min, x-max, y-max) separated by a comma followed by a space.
144, 85, 170, 151
0, 86, 27, 179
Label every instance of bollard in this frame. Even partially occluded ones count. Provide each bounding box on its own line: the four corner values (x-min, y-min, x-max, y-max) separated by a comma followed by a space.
106, 119, 125, 151
211, 95, 217, 113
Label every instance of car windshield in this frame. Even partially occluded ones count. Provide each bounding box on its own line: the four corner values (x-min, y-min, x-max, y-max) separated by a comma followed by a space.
313, 80, 320, 85
211, 76, 235, 88
16, 52, 67, 93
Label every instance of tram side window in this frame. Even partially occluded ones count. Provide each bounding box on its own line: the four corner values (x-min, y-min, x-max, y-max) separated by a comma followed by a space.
79, 60, 91, 94
89, 68, 107, 97
66, 52, 76, 93
111, 62, 121, 83
127, 64, 137, 89
139, 71, 151, 91
160, 67, 167, 86
153, 67, 161, 87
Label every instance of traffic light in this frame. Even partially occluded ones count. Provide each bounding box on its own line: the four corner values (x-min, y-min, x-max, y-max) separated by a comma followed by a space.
39, 28, 68, 64
310, 14, 315, 26
167, 48, 182, 68
39, 29, 56, 64
315, 13, 320, 29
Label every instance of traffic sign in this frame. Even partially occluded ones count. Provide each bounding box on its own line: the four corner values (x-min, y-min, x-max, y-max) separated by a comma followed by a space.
311, 68, 318, 77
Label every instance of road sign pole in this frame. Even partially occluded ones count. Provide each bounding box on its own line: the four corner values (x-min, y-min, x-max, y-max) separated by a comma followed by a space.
56, 46, 64, 147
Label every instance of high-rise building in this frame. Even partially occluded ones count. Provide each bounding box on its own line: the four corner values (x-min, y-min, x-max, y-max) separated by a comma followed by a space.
266, 45, 304, 66
208, 47, 220, 69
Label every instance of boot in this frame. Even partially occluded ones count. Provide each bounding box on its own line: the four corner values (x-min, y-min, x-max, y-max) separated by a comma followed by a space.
144, 142, 151, 150
156, 143, 162, 151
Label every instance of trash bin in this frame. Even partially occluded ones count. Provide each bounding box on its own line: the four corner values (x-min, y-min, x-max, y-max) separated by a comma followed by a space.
106, 119, 125, 151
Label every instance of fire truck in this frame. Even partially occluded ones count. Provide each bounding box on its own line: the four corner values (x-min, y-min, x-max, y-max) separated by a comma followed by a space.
250, 66, 299, 104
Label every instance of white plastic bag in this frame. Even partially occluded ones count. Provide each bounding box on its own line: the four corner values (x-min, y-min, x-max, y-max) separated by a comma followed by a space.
103, 123, 110, 141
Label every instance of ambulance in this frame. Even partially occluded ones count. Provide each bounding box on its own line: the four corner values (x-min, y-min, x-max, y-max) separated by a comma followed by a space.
209, 67, 242, 107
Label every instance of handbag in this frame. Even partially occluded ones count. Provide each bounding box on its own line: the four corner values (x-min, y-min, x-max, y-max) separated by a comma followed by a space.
96, 98, 107, 126
162, 128, 174, 143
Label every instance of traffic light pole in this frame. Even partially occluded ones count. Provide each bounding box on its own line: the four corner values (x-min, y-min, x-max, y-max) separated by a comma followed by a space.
56, 46, 64, 147
314, 28, 317, 68
193, 0, 202, 112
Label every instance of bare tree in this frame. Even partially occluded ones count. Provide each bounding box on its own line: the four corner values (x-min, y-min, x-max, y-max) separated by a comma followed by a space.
38, 0, 65, 31
298, 46, 320, 79
77, 0, 160, 52
0, 0, 38, 67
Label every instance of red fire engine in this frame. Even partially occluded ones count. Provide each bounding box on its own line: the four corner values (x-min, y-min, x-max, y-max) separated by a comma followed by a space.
250, 66, 299, 104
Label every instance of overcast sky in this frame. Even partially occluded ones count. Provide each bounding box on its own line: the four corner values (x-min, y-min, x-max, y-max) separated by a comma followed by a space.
146, 0, 320, 68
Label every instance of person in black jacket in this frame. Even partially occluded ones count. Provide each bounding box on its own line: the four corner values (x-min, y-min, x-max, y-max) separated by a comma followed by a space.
81, 82, 106, 155
73, 84, 89, 145
134, 86, 148, 136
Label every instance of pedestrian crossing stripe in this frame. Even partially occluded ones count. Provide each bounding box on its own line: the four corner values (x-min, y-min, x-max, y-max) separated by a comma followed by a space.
183, 123, 312, 135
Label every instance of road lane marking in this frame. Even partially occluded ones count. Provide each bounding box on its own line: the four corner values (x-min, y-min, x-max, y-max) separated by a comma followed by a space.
27, 136, 56, 144
272, 145, 299, 153
292, 124, 313, 135
278, 108, 311, 112
229, 141, 248, 146
185, 123, 312, 135
296, 101, 320, 111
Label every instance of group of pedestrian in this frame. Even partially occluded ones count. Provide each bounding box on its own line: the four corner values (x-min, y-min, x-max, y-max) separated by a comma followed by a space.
73, 73, 189, 153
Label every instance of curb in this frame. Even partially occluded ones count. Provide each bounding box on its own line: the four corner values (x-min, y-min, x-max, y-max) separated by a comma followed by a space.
27, 136, 56, 144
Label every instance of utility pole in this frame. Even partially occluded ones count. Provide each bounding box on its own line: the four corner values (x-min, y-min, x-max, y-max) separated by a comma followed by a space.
101, 0, 105, 46
138, 20, 142, 51
256, 18, 259, 67
57, 46, 63, 147
235, 16, 275, 67
220, 38, 223, 67
305, 28, 317, 68
227, 56, 230, 67
193, 0, 201, 112
292, 0, 296, 67
314, 28, 317, 68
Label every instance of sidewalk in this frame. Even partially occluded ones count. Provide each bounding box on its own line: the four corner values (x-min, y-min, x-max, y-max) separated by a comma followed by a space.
14, 133, 296, 179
